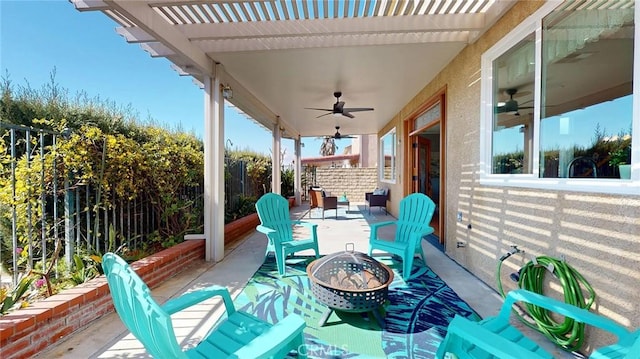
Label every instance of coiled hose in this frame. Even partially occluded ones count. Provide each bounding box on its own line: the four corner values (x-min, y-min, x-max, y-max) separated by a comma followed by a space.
497, 255, 596, 352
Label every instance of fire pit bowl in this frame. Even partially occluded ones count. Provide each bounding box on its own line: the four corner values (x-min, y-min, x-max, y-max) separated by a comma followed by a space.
306, 247, 394, 327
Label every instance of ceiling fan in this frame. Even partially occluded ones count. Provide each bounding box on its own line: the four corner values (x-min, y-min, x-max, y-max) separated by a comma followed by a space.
496, 88, 533, 115
305, 91, 374, 118
327, 126, 355, 140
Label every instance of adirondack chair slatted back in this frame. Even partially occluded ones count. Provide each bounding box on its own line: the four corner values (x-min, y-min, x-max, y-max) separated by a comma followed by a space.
256, 193, 320, 276
102, 253, 186, 359
396, 193, 436, 244
255, 193, 294, 242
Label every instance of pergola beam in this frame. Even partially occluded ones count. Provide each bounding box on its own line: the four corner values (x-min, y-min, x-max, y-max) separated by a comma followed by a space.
115, 27, 155, 43
70, 0, 109, 12
103, 0, 214, 76
196, 31, 471, 53
179, 13, 487, 40
217, 67, 299, 139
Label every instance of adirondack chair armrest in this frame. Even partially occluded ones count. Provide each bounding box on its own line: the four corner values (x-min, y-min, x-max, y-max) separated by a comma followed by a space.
232, 314, 306, 358
162, 285, 236, 316
419, 225, 435, 237
438, 315, 550, 359
625, 331, 640, 353
257, 224, 276, 235
501, 290, 633, 340
407, 225, 435, 244
407, 229, 433, 249
369, 220, 396, 240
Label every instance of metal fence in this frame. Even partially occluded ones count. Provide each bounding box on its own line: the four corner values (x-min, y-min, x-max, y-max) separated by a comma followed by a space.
2, 125, 320, 286
0, 123, 203, 286
224, 158, 270, 214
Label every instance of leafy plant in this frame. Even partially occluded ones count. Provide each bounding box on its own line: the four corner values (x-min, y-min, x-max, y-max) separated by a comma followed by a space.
68, 253, 101, 285
608, 148, 630, 167
281, 168, 295, 197
0, 275, 35, 315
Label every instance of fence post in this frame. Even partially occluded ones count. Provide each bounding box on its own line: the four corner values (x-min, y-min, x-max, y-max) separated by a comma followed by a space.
64, 176, 75, 265
26, 130, 33, 269
40, 132, 47, 272
10, 128, 18, 285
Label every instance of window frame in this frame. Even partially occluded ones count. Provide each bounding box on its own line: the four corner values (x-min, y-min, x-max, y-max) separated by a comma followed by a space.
479, 1, 639, 195
380, 127, 397, 184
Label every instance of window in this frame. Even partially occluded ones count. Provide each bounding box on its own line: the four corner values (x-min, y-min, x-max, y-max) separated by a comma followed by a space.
380, 128, 396, 183
492, 33, 535, 174
480, 0, 638, 194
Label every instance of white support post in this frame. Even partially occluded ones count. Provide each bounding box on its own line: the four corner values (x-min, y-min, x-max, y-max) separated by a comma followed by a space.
213, 73, 225, 262
203, 76, 214, 261
294, 136, 302, 205
203, 74, 225, 262
272, 121, 282, 194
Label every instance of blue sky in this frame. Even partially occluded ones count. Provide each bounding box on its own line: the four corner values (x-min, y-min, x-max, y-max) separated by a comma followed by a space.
0, 0, 324, 161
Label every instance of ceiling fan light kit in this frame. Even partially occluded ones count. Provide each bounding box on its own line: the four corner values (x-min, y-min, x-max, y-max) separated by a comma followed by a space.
305, 91, 374, 119
496, 88, 533, 115
329, 126, 355, 140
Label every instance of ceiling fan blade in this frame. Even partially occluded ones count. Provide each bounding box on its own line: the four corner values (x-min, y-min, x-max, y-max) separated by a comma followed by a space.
305, 107, 333, 111
316, 112, 333, 118
343, 107, 374, 112
342, 112, 355, 119
333, 134, 356, 139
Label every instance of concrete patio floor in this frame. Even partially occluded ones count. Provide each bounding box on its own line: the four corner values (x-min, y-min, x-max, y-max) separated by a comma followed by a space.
36, 202, 582, 359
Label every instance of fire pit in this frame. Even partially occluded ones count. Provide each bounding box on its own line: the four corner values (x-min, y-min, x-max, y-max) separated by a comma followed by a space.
306, 245, 394, 327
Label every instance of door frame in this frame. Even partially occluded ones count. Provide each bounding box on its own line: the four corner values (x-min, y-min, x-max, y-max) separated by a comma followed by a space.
403, 87, 446, 244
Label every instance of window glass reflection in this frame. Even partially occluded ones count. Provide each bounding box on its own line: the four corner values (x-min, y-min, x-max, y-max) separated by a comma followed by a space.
540, 5, 634, 179
492, 34, 535, 174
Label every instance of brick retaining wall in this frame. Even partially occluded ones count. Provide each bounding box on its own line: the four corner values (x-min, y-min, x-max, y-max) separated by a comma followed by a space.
0, 239, 206, 358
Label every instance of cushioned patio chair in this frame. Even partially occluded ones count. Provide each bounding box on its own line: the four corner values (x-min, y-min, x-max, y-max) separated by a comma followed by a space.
365, 188, 389, 214
436, 289, 640, 359
102, 252, 307, 359
256, 192, 320, 275
368, 192, 435, 279
309, 188, 338, 219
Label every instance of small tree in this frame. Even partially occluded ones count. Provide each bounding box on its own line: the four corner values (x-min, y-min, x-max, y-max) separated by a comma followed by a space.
319, 137, 336, 156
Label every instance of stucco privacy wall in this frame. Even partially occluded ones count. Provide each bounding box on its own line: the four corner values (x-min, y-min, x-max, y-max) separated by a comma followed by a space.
313, 167, 377, 202
384, 0, 639, 352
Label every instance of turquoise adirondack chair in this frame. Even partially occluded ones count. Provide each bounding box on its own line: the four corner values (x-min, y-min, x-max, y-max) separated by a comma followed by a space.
102, 252, 307, 358
255, 193, 320, 276
368, 192, 435, 279
436, 289, 640, 359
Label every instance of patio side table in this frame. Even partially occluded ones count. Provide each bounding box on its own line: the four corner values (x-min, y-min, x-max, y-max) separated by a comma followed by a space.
338, 196, 349, 211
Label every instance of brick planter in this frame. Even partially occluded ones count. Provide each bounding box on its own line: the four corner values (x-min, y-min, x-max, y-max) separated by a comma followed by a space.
225, 212, 260, 246
0, 239, 206, 359
0, 201, 293, 358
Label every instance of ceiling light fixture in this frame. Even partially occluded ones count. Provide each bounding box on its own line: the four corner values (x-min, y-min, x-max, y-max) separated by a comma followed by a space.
222, 84, 233, 100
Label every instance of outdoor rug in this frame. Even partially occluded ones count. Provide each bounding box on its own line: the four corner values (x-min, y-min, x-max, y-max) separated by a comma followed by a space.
233, 254, 481, 358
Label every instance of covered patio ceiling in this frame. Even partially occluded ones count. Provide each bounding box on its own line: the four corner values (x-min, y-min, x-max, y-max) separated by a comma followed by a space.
72, 0, 515, 139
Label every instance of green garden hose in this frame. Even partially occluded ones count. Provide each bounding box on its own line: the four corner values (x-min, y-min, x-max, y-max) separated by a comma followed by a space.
496, 255, 596, 352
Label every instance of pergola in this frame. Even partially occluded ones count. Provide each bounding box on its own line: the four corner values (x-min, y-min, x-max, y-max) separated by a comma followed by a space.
71, 0, 514, 262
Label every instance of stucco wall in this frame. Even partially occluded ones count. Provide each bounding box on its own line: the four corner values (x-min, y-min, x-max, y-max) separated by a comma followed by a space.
359, 134, 378, 168
382, 1, 639, 352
